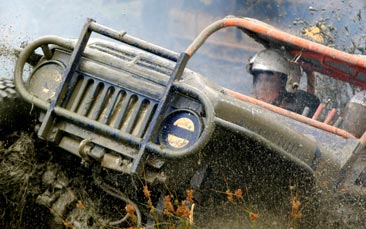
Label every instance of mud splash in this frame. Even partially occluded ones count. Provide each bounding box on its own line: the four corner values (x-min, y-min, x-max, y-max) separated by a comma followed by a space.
1, 131, 365, 228
1, 1, 366, 228
0, 132, 45, 228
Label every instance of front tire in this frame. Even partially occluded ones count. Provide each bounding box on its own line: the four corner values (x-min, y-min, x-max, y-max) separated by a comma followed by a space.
0, 77, 32, 133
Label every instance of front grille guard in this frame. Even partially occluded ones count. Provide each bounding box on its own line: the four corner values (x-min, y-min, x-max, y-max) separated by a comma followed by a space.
14, 18, 198, 174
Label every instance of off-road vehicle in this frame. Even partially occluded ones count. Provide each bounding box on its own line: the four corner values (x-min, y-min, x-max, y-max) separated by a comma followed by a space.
2, 16, 366, 227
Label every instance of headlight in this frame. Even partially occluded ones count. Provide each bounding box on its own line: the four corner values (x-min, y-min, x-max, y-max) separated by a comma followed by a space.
159, 109, 202, 150
28, 60, 65, 101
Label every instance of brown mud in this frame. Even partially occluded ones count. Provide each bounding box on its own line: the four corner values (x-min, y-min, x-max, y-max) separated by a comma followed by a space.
0, 131, 366, 228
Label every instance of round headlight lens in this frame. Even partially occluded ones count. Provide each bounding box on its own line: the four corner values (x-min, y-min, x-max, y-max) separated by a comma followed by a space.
28, 60, 64, 101
159, 110, 202, 150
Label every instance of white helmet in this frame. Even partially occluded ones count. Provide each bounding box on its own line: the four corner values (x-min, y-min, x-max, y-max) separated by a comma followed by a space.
248, 49, 301, 93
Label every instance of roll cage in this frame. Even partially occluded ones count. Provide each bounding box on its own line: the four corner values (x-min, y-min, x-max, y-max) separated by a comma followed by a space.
183, 16, 366, 140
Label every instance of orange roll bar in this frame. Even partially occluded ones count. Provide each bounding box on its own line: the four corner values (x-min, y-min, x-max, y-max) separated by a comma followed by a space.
226, 89, 356, 139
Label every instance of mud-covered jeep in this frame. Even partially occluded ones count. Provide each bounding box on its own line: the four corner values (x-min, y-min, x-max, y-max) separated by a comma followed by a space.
6, 16, 366, 227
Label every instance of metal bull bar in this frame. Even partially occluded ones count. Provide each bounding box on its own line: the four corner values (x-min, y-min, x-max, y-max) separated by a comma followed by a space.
14, 18, 192, 175
13, 17, 274, 176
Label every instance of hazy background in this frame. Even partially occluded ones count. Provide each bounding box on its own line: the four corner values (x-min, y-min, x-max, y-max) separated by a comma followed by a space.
1, 0, 365, 93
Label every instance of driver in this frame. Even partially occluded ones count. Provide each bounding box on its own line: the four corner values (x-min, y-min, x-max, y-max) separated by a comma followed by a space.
247, 48, 320, 117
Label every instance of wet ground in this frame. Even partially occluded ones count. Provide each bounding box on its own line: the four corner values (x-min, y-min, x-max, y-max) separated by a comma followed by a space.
1, 131, 366, 228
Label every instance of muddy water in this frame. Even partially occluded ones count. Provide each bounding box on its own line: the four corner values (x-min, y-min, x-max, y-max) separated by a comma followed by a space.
0, 24, 20, 78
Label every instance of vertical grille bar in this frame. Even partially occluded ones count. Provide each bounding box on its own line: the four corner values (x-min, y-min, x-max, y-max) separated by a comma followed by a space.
113, 92, 132, 129
90, 85, 110, 120
79, 82, 100, 116
102, 89, 120, 124
70, 78, 89, 112
125, 97, 143, 134
136, 102, 156, 138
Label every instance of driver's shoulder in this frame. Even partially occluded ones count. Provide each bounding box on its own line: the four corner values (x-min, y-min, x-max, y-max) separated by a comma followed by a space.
293, 90, 320, 104
283, 90, 320, 116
